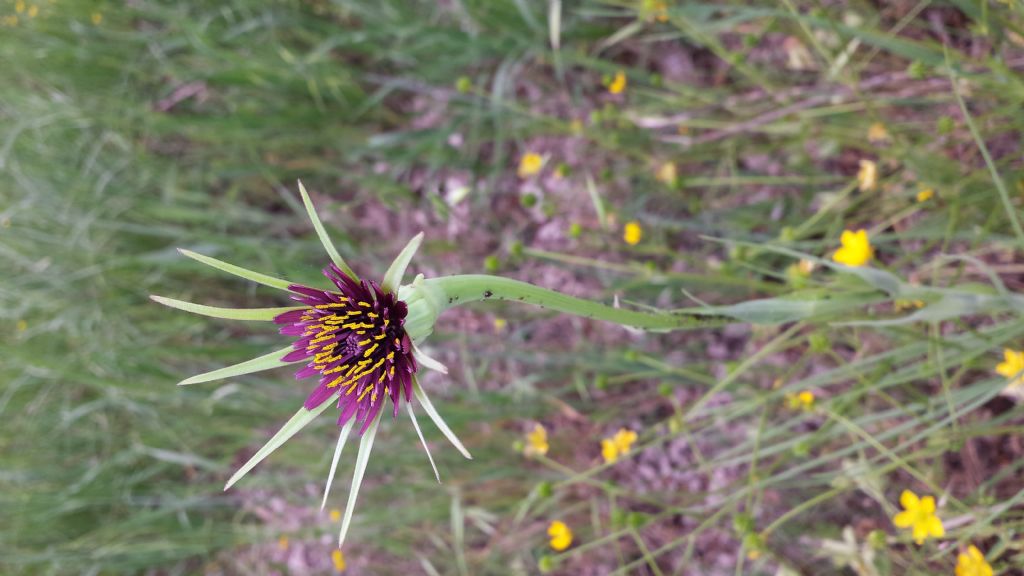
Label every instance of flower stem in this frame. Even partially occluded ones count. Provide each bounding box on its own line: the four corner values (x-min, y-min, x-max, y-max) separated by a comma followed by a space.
423, 275, 731, 332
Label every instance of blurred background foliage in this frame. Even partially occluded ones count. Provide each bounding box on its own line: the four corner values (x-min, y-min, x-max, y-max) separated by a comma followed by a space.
2, 0, 1024, 574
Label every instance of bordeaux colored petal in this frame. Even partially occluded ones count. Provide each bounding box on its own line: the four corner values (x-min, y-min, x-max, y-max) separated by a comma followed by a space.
304, 384, 336, 410
283, 348, 312, 363
273, 308, 308, 325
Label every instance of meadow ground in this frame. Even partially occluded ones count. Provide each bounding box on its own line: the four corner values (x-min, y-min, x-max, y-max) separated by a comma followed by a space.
2, 1, 1024, 575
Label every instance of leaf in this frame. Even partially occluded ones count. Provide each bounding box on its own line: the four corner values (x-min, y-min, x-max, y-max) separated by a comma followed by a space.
150, 295, 301, 321
413, 379, 471, 460
381, 232, 424, 294
224, 393, 339, 490
412, 343, 449, 374
408, 404, 440, 483
178, 346, 298, 386
338, 411, 382, 547
321, 419, 355, 510
297, 180, 357, 280
178, 249, 292, 290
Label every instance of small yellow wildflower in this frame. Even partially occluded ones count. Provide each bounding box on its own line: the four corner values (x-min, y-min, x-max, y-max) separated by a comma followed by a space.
16, 319, 27, 333
518, 152, 544, 178
525, 423, 549, 456
892, 489, 944, 545
0, 15, 14, 27
608, 71, 627, 95
894, 299, 925, 312
331, 549, 346, 572
547, 520, 573, 551
655, 161, 677, 187
493, 317, 508, 332
832, 229, 873, 267
15, 0, 25, 13
27, 4, 37, 17
867, 122, 890, 144
601, 428, 638, 464
996, 348, 1024, 387
329, 508, 341, 522
916, 188, 934, 203
277, 535, 289, 551
786, 391, 815, 410
91, 12, 103, 25
857, 159, 878, 192
643, 0, 669, 22
955, 545, 993, 576
623, 221, 643, 245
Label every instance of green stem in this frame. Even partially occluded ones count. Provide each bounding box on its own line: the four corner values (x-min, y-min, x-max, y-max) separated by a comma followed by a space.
423, 275, 731, 332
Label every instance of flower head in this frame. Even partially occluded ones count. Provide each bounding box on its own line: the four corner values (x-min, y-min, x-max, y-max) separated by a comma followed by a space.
518, 152, 544, 178
601, 428, 638, 463
857, 159, 878, 192
276, 265, 416, 433
623, 221, 643, 245
608, 71, 627, 95
995, 348, 1024, 387
892, 489, 944, 545
832, 229, 873, 267
656, 161, 678, 187
956, 545, 992, 576
548, 520, 573, 551
916, 188, 934, 203
525, 423, 549, 456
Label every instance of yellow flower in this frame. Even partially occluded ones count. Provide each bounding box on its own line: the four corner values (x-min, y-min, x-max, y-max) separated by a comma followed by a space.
91, 12, 103, 25
955, 545, 993, 576
518, 152, 544, 178
331, 549, 346, 572
892, 489, 944, 545
16, 319, 27, 333
857, 159, 878, 192
601, 428, 638, 463
623, 221, 642, 245
916, 188, 934, 203
643, 0, 669, 22
525, 423, 549, 456
329, 508, 341, 522
15, 0, 25, 13
832, 229, 873, 267
493, 317, 508, 332
608, 71, 627, 95
547, 520, 573, 551
786, 391, 815, 410
27, 4, 37, 18
867, 122, 890, 144
655, 161, 677, 187
996, 348, 1024, 387
277, 535, 289, 551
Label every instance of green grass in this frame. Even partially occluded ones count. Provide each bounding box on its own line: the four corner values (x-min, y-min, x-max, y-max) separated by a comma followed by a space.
3, 1, 1024, 574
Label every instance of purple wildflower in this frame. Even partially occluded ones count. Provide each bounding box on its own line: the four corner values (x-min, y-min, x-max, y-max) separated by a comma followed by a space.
275, 264, 417, 433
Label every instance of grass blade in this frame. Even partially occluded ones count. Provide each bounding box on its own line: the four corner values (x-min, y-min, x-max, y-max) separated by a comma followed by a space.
178, 248, 292, 291
150, 295, 302, 321
224, 393, 339, 490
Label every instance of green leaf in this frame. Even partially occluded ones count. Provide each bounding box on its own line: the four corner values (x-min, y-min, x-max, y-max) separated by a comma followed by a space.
178, 249, 292, 291
338, 411, 382, 547
297, 180, 357, 280
413, 378, 471, 460
178, 346, 298, 386
150, 295, 302, 321
408, 404, 440, 483
224, 394, 339, 490
321, 419, 355, 510
381, 232, 423, 294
